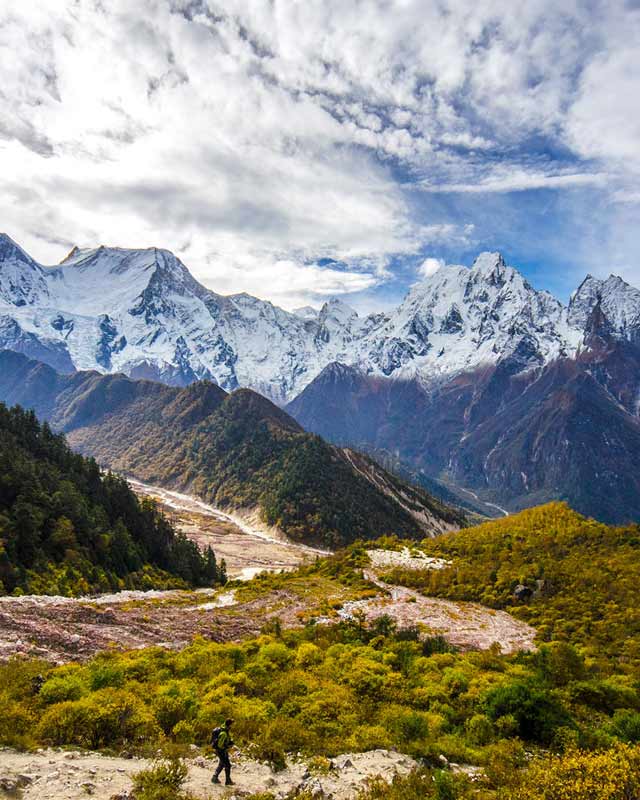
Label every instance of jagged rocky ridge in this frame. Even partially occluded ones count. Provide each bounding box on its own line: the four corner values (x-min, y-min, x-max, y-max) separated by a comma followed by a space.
2, 233, 639, 404
0, 351, 466, 547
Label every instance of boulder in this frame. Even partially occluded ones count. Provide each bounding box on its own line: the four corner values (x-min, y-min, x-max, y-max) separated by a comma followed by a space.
513, 584, 533, 602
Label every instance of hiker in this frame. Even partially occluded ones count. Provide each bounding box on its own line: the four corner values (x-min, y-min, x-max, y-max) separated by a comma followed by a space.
211, 717, 235, 786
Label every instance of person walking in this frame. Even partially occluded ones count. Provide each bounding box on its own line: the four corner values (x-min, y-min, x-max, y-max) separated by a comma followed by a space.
211, 718, 235, 786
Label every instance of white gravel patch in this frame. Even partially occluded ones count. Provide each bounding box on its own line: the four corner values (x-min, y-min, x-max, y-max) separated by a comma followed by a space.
367, 547, 451, 571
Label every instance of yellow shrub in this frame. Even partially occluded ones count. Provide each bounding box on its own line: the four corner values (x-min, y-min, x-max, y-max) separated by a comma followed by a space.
512, 744, 640, 799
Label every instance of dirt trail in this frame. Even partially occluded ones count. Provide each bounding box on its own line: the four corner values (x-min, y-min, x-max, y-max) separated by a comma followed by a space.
128, 479, 327, 581
0, 747, 417, 800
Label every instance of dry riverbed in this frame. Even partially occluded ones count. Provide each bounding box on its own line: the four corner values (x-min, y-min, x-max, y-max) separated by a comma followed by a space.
0, 576, 352, 663
127, 479, 327, 581
0, 482, 536, 663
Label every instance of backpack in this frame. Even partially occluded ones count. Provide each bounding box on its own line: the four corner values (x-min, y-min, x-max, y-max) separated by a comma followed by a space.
211, 726, 222, 749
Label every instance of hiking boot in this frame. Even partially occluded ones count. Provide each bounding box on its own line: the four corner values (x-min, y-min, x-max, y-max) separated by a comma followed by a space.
211, 775, 220, 784
225, 779, 235, 786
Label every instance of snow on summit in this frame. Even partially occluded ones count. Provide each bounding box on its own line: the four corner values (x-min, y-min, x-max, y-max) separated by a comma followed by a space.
0, 234, 638, 403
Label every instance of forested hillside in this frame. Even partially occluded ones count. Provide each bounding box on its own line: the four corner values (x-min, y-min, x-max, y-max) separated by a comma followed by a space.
70, 387, 465, 548
0, 352, 467, 548
0, 403, 225, 595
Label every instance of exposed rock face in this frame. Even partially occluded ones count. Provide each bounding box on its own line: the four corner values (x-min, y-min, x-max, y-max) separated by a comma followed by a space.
514, 584, 533, 602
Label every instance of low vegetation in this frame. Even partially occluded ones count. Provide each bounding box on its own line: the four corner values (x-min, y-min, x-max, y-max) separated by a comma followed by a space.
1, 550, 640, 796
382, 503, 640, 671
131, 760, 197, 800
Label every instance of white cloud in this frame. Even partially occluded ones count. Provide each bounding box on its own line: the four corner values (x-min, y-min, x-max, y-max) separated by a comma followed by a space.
0, 0, 638, 303
420, 169, 609, 194
565, 10, 640, 172
417, 257, 445, 278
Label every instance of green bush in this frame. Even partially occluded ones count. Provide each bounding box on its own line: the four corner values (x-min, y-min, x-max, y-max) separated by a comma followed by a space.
131, 760, 194, 800
39, 671, 87, 704
37, 688, 160, 748
608, 709, 640, 743
483, 680, 574, 744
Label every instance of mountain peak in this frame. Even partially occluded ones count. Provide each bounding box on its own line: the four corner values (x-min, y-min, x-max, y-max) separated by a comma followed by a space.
0, 232, 17, 248
569, 270, 640, 339
293, 305, 319, 320
1, 233, 640, 404
224, 387, 304, 433
319, 297, 358, 322
471, 251, 506, 273
0, 233, 38, 265
324, 296, 357, 310
0, 235, 49, 307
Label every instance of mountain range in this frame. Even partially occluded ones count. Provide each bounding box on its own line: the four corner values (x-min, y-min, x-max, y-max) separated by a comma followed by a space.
0, 351, 465, 547
1, 232, 639, 523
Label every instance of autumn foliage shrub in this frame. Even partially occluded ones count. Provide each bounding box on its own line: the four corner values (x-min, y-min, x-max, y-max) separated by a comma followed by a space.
511, 744, 640, 800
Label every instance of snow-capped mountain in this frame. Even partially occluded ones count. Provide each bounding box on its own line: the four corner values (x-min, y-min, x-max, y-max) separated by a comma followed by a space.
1, 233, 639, 404
568, 273, 640, 342
0, 234, 357, 402
356, 252, 584, 380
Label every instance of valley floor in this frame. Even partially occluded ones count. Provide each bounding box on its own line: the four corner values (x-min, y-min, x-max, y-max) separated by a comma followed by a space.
0, 482, 536, 664
0, 556, 536, 663
0, 579, 338, 663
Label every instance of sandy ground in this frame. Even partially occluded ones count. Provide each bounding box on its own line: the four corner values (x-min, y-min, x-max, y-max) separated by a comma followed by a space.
128, 479, 327, 581
0, 747, 418, 800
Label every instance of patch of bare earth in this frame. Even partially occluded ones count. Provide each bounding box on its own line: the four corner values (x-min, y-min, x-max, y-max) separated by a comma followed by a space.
0, 747, 418, 800
0, 580, 351, 664
327, 555, 536, 654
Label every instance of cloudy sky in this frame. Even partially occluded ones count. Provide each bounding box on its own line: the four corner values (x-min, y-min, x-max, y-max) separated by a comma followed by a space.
1, 1, 639, 310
